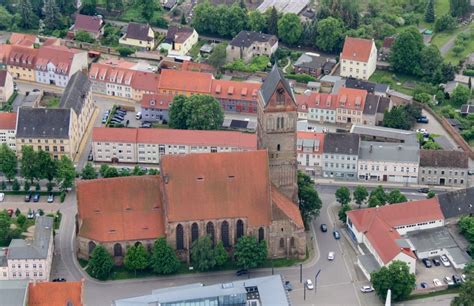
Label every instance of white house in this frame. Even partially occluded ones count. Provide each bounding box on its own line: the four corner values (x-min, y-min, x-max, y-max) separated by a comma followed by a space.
0, 112, 16, 150
297, 132, 325, 177
296, 93, 337, 123
340, 37, 377, 80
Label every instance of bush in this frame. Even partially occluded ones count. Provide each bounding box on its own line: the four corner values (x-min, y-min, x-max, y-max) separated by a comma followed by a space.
224, 56, 270, 73
35, 183, 41, 191
117, 47, 135, 57
434, 14, 456, 32
60, 191, 66, 203
0, 181, 6, 190
12, 179, 20, 191
47, 182, 54, 192
463, 69, 474, 77
285, 73, 316, 83
23, 181, 30, 192
414, 92, 432, 104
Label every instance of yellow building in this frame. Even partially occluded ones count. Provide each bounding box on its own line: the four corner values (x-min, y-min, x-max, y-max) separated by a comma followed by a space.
6, 45, 38, 82
165, 26, 199, 57
119, 23, 155, 51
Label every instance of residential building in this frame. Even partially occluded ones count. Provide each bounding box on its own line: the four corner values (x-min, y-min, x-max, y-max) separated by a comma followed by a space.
419, 150, 468, 187
257, 0, 309, 14
7, 216, 54, 281
226, 31, 278, 62
347, 198, 444, 278
387, 89, 413, 106
92, 128, 257, 164
0, 70, 14, 105
119, 23, 155, 51
297, 132, 325, 177
9, 33, 38, 48
35, 45, 88, 87
350, 124, 418, 144
6, 45, 39, 82
0, 112, 16, 150
362, 94, 391, 126
293, 53, 336, 77
28, 281, 84, 306
335, 87, 367, 125
345, 78, 390, 97
340, 37, 377, 80
320, 75, 342, 93
357, 141, 419, 184
437, 187, 474, 222
296, 93, 337, 123
140, 93, 173, 122
113, 275, 289, 306
165, 26, 199, 57
322, 133, 360, 180
71, 14, 104, 39
0, 280, 28, 305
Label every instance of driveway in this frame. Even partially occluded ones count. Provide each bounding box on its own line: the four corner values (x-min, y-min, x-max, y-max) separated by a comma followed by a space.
413, 110, 459, 151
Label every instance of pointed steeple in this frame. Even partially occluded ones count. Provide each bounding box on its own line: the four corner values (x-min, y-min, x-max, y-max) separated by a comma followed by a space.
259, 64, 295, 106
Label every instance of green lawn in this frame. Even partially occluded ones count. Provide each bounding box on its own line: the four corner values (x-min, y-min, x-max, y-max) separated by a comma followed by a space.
435, 0, 450, 18
443, 24, 474, 65
369, 70, 418, 96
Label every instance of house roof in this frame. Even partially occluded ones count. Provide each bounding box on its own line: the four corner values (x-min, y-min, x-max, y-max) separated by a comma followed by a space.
376, 96, 391, 114
271, 187, 304, 229
229, 31, 277, 48
36, 45, 83, 75
419, 150, 469, 168
16, 108, 71, 139
9, 33, 37, 47
59, 71, 91, 116
340, 37, 374, 62
350, 124, 418, 144
160, 150, 272, 227
74, 14, 103, 33
0, 280, 28, 306
89, 63, 136, 86
436, 187, 474, 219
165, 26, 195, 44
336, 87, 367, 111
323, 133, 359, 155
140, 93, 173, 109
7, 45, 39, 68
260, 64, 295, 106
363, 94, 380, 115
77, 176, 165, 242
359, 141, 419, 163
211, 79, 260, 102
28, 281, 83, 306
296, 131, 325, 154
345, 78, 376, 93
130, 71, 160, 92
293, 53, 330, 70
125, 23, 153, 41
181, 61, 215, 74
158, 69, 213, 93
296, 92, 338, 111
7, 216, 53, 260
92, 127, 138, 143
0, 112, 16, 130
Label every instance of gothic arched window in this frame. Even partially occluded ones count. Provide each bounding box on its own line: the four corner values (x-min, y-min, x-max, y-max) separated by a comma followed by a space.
176, 224, 184, 250
236, 219, 244, 241
206, 222, 215, 244
191, 223, 199, 243
221, 221, 230, 247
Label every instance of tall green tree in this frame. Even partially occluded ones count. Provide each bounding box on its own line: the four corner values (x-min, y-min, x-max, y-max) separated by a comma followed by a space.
248, 10, 266, 32
81, 162, 97, 180
435, 14, 457, 32
389, 27, 424, 75
0, 5, 13, 30
338, 204, 352, 223
151, 237, 180, 275
335, 186, 351, 205
36, 150, 57, 182
103, 167, 119, 178
353, 186, 368, 208
214, 241, 228, 267
191, 236, 217, 272
207, 43, 227, 69
277, 13, 303, 45
88, 245, 114, 280
20, 146, 39, 183
371, 261, 416, 302
387, 190, 408, 204
266, 7, 278, 35
424, 0, 435, 23
18, 0, 37, 29
43, 0, 63, 32
0, 210, 13, 246
450, 0, 470, 17
450, 86, 471, 107
124, 244, 149, 276
169, 95, 224, 130
222, 3, 247, 37
0, 144, 17, 181
419, 45, 443, 82
56, 155, 75, 191
234, 236, 267, 269
315, 17, 345, 53
369, 186, 387, 205
80, 0, 97, 15
56, 0, 75, 15
297, 172, 322, 227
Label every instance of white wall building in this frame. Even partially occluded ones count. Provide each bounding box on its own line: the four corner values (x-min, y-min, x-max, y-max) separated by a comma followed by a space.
0, 112, 16, 150
297, 132, 325, 177
340, 37, 377, 80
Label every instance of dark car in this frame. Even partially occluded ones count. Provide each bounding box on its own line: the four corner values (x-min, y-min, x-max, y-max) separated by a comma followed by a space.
141, 122, 152, 128
422, 258, 432, 268
24, 193, 32, 202
320, 224, 328, 232
284, 280, 293, 291
453, 275, 462, 285
33, 193, 40, 202
236, 269, 248, 276
417, 117, 429, 123
420, 282, 429, 289
432, 258, 441, 266
418, 188, 430, 193
333, 230, 340, 240
52, 278, 66, 282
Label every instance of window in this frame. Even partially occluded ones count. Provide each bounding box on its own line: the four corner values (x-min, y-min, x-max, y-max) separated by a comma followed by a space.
279, 238, 285, 248
176, 224, 184, 250
191, 223, 199, 243
290, 237, 295, 248
221, 221, 230, 247
88, 241, 96, 255
114, 243, 122, 256
236, 219, 244, 241
277, 144, 280, 151
206, 222, 215, 244
276, 87, 285, 105
258, 227, 264, 243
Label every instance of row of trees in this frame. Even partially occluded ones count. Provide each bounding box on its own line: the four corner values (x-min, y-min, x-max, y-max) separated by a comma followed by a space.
80, 163, 159, 180
88, 235, 268, 280
169, 94, 224, 130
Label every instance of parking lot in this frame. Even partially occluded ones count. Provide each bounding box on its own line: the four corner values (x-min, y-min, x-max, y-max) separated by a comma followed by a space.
415, 258, 461, 289
100, 105, 142, 128
1, 194, 60, 215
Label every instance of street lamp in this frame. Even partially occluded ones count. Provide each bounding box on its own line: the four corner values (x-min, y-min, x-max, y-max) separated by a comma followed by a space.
315, 269, 321, 294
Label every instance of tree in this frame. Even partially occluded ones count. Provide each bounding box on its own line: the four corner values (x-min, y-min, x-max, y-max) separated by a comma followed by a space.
169, 95, 224, 130
105, 0, 113, 12
452, 277, 474, 306
191, 236, 216, 272
419, 45, 443, 82
56, 156, 75, 191
207, 43, 227, 69
151, 237, 180, 275
81, 163, 97, 180
371, 261, 416, 302
20, 146, 39, 183
387, 190, 408, 204
335, 186, 351, 205
99, 164, 109, 177
56, 0, 75, 14
390, 27, 424, 75
315, 17, 345, 53
435, 14, 456, 32
353, 186, 368, 208
277, 13, 303, 45
87, 245, 114, 280
248, 10, 266, 32
450, 0, 470, 17
338, 204, 352, 223
426, 191, 436, 199
234, 236, 267, 269
369, 186, 386, 205
0, 210, 12, 246
103, 167, 119, 178
424, 0, 435, 23
214, 241, 228, 267
450, 86, 471, 107
16, 214, 26, 229
36, 150, 57, 182
142, 0, 156, 21
116, 47, 135, 57
297, 172, 322, 227
180, 13, 187, 25
383, 104, 421, 130
458, 216, 474, 242
18, 0, 37, 29
80, 0, 97, 15
267, 7, 278, 35
0, 5, 13, 30
43, 0, 63, 32
0, 144, 17, 181
74, 30, 94, 43
124, 244, 149, 276
222, 4, 247, 38
168, 95, 188, 129
12, 179, 20, 191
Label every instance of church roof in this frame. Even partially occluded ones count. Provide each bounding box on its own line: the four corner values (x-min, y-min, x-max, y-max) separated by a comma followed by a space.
260, 65, 295, 105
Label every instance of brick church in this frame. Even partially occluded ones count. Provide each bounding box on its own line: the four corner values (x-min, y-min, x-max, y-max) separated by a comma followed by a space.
76, 66, 307, 263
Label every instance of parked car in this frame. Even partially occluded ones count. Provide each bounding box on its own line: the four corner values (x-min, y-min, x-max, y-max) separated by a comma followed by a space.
452, 275, 462, 285
333, 230, 340, 240
433, 279, 443, 287
113, 115, 125, 121
136, 112, 142, 120
422, 258, 432, 268
420, 282, 429, 289
444, 276, 454, 285
468, 170, 474, 176
360, 286, 374, 293
24, 193, 32, 202
328, 251, 335, 260
417, 116, 429, 123
47, 193, 54, 203
0, 193, 4, 202
236, 269, 248, 276
101, 118, 107, 124
305, 279, 314, 290
320, 224, 328, 232
33, 193, 40, 202
416, 128, 428, 134
88, 151, 93, 161
35, 209, 43, 217
440, 255, 451, 267
52, 278, 66, 282
284, 280, 293, 291
417, 188, 430, 193
27, 209, 34, 219
110, 119, 122, 124
32, 88, 40, 92
141, 122, 152, 128
432, 258, 441, 266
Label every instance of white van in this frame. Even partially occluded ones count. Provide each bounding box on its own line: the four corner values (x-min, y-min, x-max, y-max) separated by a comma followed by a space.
136, 112, 142, 120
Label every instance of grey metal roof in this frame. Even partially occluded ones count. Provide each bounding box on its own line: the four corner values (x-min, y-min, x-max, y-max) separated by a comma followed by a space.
406, 227, 457, 253
320, 75, 342, 83
387, 89, 413, 101
446, 247, 471, 266
359, 141, 419, 163
376, 96, 391, 114
345, 78, 376, 93
0, 248, 7, 267
59, 71, 91, 116
363, 94, 380, 115
350, 124, 418, 144
113, 275, 289, 306
323, 133, 359, 155
7, 216, 53, 260
374, 83, 389, 93
358, 253, 381, 275
437, 187, 474, 219
257, 0, 309, 14
0, 280, 28, 306
229, 31, 277, 48
260, 64, 295, 106
293, 53, 329, 70
16, 108, 71, 139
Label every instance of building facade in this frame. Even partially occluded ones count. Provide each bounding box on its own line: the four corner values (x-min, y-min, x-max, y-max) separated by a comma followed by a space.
119, 23, 155, 51
165, 26, 199, 57
140, 93, 172, 122
0, 112, 16, 150
226, 31, 278, 62
0, 70, 14, 104
6, 45, 38, 82
296, 93, 337, 123
340, 37, 377, 80
419, 150, 469, 187
322, 133, 360, 180
297, 132, 325, 177
335, 87, 367, 125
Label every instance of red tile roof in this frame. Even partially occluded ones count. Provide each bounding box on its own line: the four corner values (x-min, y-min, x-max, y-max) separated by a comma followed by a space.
28, 281, 83, 306
36, 45, 83, 75
337, 87, 367, 111
7, 45, 39, 68
271, 186, 304, 228
89, 63, 135, 86
0, 112, 16, 130
140, 93, 173, 109
74, 14, 103, 33
211, 79, 260, 102
181, 61, 216, 74
0, 45, 11, 63
9, 33, 37, 47
131, 71, 160, 92
297, 132, 325, 154
296, 92, 338, 111
160, 150, 272, 227
158, 69, 213, 93
92, 127, 137, 143
347, 198, 444, 263
77, 176, 165, 242
340, 37, 374, 62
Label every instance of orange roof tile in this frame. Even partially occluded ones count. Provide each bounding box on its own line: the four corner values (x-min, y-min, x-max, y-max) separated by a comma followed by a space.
77, 176, 165, 242
337, 87, 367, 111
0, 112, 16, 130
0, 44, 12, 63
28, 281, 83, 306
296, 92, 338, 111
36, 45, 82, 75
271, 186, 304, 228
158, 69, 213, 93
10, 33, 37, 48
340, 37, 374, 62
92, 127, 137, 143
8, 45, 39, 68
181, 61, 215, 73
140, 93, 173, 109
211, 79, 260, 102
131, 71, 160, 92
297, 132, 325, 154
160, 151, 272, 227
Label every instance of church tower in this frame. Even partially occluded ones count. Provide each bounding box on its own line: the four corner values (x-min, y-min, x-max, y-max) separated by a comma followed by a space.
257, 65, 298, 202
